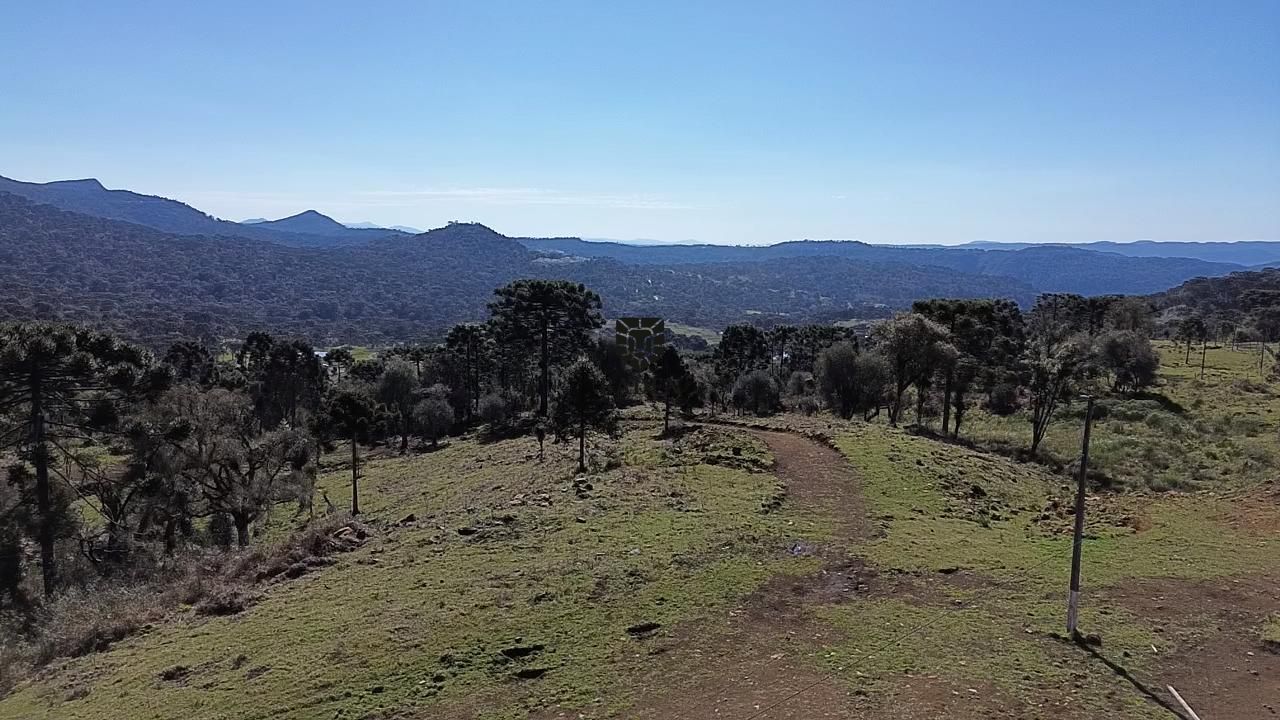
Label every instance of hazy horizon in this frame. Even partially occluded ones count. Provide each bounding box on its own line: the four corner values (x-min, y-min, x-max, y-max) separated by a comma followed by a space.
2, 1, 1278, 245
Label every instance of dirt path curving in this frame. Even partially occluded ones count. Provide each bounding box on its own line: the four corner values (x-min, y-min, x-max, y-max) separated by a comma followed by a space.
620, 427, 874, 719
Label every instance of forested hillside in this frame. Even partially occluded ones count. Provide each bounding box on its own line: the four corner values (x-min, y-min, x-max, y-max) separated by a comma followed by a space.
0, 176, 405, 247
0, 194, 523, 346
1149, 267, 1280, 341
0, 193, 1038, 346
519, 237, 1241, 295
962, 239, 1280, 266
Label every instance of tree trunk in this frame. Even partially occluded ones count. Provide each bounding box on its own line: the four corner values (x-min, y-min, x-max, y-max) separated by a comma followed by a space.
30, 375, 56, 598
163, 519, 178, 555
1030, 403, 1051, 454
663, 395, 671, 434
1200, 340, 1207, 379
890, 383, 906, 426
539, 321, 550, 416
234, 515, 251, 547
399, 425, 409, 454
952, 388, 966, 438
940, 372, 952, 435
578, 420, 586, 472
350, 436, 360, 515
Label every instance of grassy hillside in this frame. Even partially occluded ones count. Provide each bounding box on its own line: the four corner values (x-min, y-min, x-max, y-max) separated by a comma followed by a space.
2, 348, 1277, 719
961, 340, 1279, 491
0, 427, 824, 719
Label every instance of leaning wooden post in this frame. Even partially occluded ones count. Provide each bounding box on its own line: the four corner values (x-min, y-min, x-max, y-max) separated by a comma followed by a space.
1167, 686, 1202, 720
1067, 394, 1095, 638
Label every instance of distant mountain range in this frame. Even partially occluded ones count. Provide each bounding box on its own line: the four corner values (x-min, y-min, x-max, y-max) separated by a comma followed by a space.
956, 240, 1280, 267
0, 192, 1029, 346
345, 221, 424, 233
244, 216, 425, 235
0, 175, 406, 247
1, 172, 1275, 345
515, 237, 1240, 295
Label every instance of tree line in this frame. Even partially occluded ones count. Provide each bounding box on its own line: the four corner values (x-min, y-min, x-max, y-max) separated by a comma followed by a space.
715, 294, 1162, 455
0, 280, 1168, 609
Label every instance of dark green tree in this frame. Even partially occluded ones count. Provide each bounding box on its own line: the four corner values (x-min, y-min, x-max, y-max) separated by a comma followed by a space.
816, 342, 890, 419
551, 359, 618, 472
0, 324, 169, 595
732, 369, 781, 416
591, 337, 637, 407
913, 298, 1024, 437
446, 324, 489, 420
1023, 334, 1095, 454
489, 280, 604, 416
256, 339, 326, 427
235, 331, 275, 373
652, 346, 691, 433
714, 325, 769, 384
164, 341, 216, 385
1175, 316, 1207, 364
1098, 330, 1160, 392
318, 386, 381, 515
871, 313, 953, 426
168, 386, 310, 546
413, 384, 454, 447
325, 347, 355, 381
377, 360, 419, 453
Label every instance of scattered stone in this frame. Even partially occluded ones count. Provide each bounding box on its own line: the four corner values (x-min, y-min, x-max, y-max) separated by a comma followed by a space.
788, 541, 814, 557
514, 667, 548, 680
369, 685, 385, 694
399, 513, 417, 524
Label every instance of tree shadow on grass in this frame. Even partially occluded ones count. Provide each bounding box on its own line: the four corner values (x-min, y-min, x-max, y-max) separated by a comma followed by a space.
1130, 391, 1187, 415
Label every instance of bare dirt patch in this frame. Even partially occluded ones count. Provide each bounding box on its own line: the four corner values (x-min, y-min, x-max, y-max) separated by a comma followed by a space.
1106, 572, 1280, 719
618, 427, 874, 719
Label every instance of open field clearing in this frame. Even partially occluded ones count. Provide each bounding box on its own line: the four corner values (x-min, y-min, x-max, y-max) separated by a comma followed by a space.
3, 345, 1277, 719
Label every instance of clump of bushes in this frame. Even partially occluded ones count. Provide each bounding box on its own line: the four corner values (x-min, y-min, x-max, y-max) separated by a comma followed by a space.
732, 370, 780, 416
792, 395, 820, 416
986, 383, 1020, 416
478, 392, 511, 428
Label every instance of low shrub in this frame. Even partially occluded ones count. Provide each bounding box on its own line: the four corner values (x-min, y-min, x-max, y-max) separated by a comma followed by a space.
478, 392, 511, 428
0, 514, 370, 694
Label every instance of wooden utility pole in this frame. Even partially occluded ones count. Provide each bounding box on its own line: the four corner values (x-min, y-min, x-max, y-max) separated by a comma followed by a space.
1067, 395, 1095, 638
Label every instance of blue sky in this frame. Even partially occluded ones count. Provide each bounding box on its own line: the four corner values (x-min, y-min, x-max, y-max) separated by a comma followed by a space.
2, 1, 1277, 244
